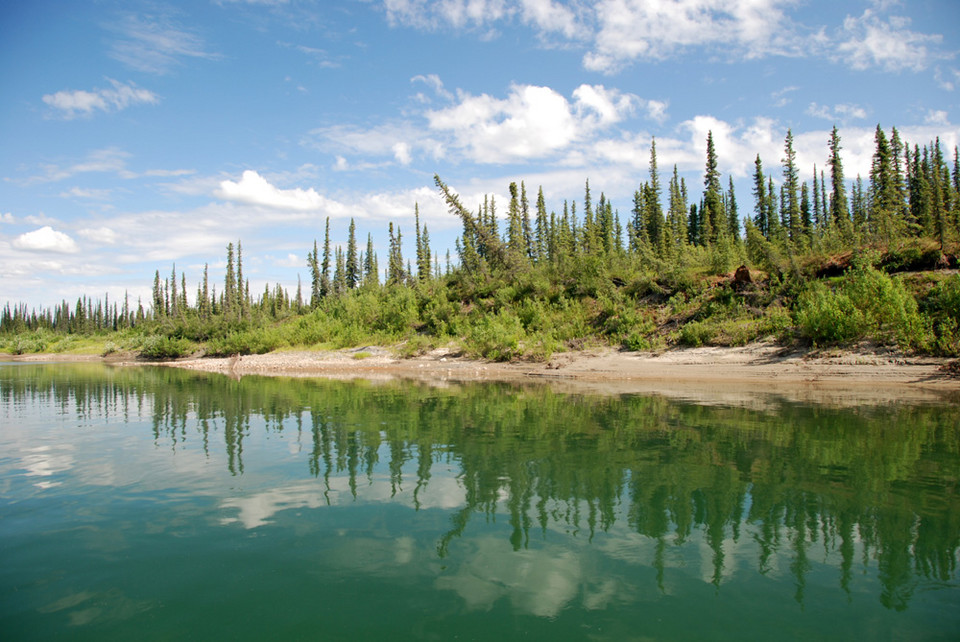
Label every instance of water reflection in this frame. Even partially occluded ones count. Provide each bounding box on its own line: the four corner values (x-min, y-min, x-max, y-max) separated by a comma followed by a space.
2, 363, 959, 618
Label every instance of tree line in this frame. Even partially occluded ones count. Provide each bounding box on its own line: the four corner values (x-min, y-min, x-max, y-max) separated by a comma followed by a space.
2, 124, 958, 355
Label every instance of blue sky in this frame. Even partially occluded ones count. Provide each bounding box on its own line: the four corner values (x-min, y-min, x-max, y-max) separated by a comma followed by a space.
2, 0, 959, 310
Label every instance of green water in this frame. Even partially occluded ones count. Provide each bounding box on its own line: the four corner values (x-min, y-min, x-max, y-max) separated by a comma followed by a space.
1, 363, 958, 641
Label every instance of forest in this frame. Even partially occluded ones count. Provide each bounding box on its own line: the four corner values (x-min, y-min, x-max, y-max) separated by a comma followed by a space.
2, 125, 960, 361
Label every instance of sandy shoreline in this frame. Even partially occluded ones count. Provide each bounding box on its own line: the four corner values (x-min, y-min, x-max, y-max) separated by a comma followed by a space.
5, 343, 959, 404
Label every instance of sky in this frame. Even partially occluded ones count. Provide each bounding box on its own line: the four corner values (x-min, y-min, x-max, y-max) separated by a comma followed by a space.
2, 0, 959, 311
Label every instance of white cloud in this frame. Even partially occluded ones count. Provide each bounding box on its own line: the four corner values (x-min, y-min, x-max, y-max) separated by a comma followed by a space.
805, 102, 868, 123
274, 253, 303, 268
108, 12, 219, 74
572, 84, 636, 127
518, 0, 587, 39
60, 187, 113, 200
385, 0, 511, 30
216, 170, 331, 211
644, 99, 669, 123
934, 67, 960, 91
77, 227, 119, 245
425, 83, 639, 163
43, 79, 158, 119
925, 109, 950, 126
1, 213, 14, 224
392, 142, 413, 165
581, 0, 805, 73
411, 73, 454, 101
142, 168, 196, 178
383, 0, 950, 76
13, 226, 79, 254
771, 85, 799, 108
306, 122, 444, 167
835, 10, 944, 72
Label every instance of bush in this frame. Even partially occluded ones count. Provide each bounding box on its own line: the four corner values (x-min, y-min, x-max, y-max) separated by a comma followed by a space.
794, 266, 931, 349
678, 320, 715, 347
205, 328, 281, 356
794, 283, 866, 345
919, 275, 960, 355
139, 335, 193, 359
462, 310, 524, 361
843, 266, 930, 350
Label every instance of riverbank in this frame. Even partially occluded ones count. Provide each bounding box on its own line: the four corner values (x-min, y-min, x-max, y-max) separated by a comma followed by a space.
5, 342, 958, 394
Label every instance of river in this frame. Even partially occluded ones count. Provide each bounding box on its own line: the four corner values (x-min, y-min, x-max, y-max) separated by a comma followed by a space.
1, 362, 958, 640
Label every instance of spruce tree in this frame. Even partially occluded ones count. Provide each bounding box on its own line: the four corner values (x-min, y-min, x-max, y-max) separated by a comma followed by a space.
308, 240, 321, 307
812, 167, 822, 230
702, 131, 723, 243
827, 126, 850, 234
224, 242, 235, 317
236, 241, 246, 319
534, 187, 548, 262
333, 246, 346, 294
364, 233, 377, 285
169, 263, 178, 318
667, 165, 688, 252
800, 181, 811, 235
752, 155, 768, 236
869, 125, 900, 240
346, 218, 359, 289
782, 129, 801, 240
630, 189, 648, 253
520, 181, 533, 259
321, 217, 331, 297
507, 182, 526, 263
388, 222, 404, 284
727, 176, 739, 240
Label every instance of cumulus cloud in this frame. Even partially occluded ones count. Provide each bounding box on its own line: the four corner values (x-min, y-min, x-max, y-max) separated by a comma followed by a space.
43, 79, 158, 119
1, 213, 14, 224
835, 10, 945, 72
425, 83, 639, 163
216, 170, 331, 211
13, 227, 79, 253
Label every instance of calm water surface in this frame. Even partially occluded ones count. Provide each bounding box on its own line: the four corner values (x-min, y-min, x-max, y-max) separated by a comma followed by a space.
1, 363, 958, 640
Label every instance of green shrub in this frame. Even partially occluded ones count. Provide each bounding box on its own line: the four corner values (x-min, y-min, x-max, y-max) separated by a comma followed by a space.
375, 286, 418, 336
462, 310, 524, 361
920, 275, 960, 355
795, 266, 931, 349
139, 335, 193, 359
843, 266, 930, 349
678, 320, 715, 347
794, 283, 866, 345
206, 328, 281, 356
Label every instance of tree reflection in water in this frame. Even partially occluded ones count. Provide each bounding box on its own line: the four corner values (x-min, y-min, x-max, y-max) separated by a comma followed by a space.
3, 363, 958, 612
